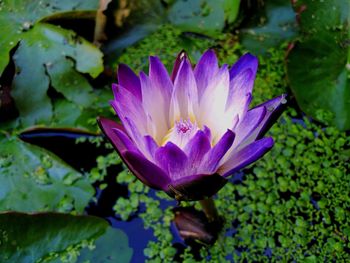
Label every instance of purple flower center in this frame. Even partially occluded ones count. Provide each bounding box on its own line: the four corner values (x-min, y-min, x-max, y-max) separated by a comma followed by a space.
176, 120, 192, 134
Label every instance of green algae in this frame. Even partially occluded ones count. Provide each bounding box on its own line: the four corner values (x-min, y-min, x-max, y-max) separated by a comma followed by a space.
107, 25, 350, 262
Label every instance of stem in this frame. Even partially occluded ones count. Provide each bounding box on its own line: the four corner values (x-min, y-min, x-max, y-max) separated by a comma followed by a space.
199, 198, 219, 222
93, 0, 111, 46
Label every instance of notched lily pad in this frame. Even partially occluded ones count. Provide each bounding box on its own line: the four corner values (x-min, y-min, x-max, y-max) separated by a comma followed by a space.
0, 136, 94, 213
10, 23, 103, 128
0, 0, 99, 75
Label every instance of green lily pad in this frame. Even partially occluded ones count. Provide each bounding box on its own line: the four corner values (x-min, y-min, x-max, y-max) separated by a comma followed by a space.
0, 0, 98, 75
77, 227, 133, 263
0, 136, 94, 213
168, 0, 226, 37
286, 0, 350, 130
240, 0, 297, 54
0, 212, 108, 263
10, 23, 103, 128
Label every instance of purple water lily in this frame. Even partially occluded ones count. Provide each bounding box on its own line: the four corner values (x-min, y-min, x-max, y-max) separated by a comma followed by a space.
98, 50, 286, 201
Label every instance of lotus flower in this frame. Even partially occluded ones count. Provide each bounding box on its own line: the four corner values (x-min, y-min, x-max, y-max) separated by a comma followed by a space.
98, 50, 286, 201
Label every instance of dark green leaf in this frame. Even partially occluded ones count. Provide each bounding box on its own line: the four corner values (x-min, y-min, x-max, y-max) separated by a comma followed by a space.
0, 212, 108, 263
168, 0, 226, 37
0, 0, 98, 75
286, 0, 350, 130
11, 23, 103, 127
0, 136, 94, 212
240, 0, 297, 54
77, 227, 133, 263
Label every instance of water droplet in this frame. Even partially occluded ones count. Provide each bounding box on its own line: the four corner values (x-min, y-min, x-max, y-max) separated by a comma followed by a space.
22, 21, 32, 31
346, 63, 350, 71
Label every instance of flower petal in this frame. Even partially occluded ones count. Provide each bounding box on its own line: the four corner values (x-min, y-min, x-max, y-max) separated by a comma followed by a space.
98, 117, 170, 189
155, 142, 188, 181
232, 105, 267, 149
252, 94, 287, 140
219, 137, 274, 177
111, 84, 148, 134
197, 65, 231, 141
194, 49, 219, 100
97, 117, 127, 152
229, 53, 258, 81
117, 64, 142, 100
226, 53, 258, 120
149, 56, 173, 101
170, 58, 199, 123
123, 151, 171, 190
183, 130, 211, 171
200, 129, 235, 174
166, 173, 227, 201
171, 50, 187, 82
140, 72, 170, 142
226, 69, 254, 121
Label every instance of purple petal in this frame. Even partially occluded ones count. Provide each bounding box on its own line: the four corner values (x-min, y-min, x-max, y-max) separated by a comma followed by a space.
171, 50, 188, 82
97, 117, 127, 152
117, 64, 142, 100
219, 137, 274, 177
184, 130, 211, 169
111, 84, 147, 134
233, 106, 266, 149
229, 53, 258, 81
166, 173, 227, 201
123, 151, 171, 190
226, 53, 258, 118
201, 130, 235, 174
144, 135, 158, 159
170, 58, 198, 120
194, 49, 219, 100
253, 94, 287, 140
155, 142, 188, 181
149, 56, 173, 102
98, 117, 170, 189
139, 72, 170, 141
112, 128, 141, 154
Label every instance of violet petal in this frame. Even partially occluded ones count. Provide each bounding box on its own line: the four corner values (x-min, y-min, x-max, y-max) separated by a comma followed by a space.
201, 130, 235, 174
171, 50, 188, 82
166, 173, 227, 201
155, 142, 188, 181
219, 137, 274, 177
117, 64, 142, 100
123, 151, 171, 190
184, 130, 211, 170
194, 49, 219, 100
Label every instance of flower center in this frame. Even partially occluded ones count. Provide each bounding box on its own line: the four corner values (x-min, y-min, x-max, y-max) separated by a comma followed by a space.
162, 119, 198, 148
176, 120, 192, 134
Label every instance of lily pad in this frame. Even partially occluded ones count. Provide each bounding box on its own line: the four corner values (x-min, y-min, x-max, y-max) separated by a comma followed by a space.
286, 0, 350, 130
10, 23, 103, 128
0, 0, 98, 75
168, 0, 226, 37
0, 212, 108, 263
0, 136, 94, 213
77, 227, 133, 263
240, 0, 297, 54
